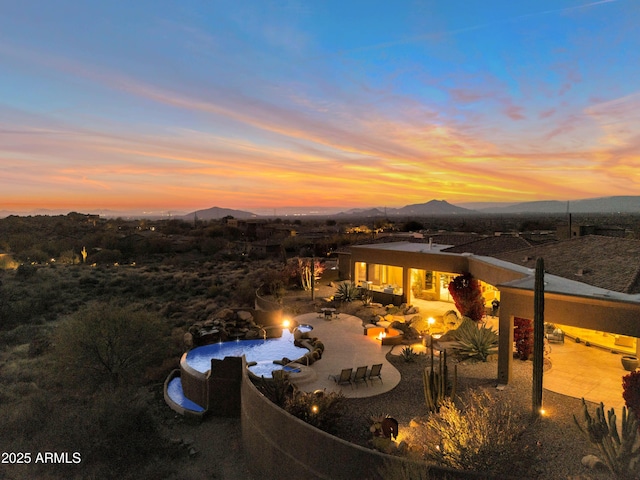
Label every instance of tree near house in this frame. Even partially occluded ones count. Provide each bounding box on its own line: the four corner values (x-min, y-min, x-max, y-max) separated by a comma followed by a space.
284, 257, 325, 291
448, 272, 485, 322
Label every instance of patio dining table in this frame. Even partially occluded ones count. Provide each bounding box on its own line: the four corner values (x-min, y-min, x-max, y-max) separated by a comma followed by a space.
321, 307, 336, 320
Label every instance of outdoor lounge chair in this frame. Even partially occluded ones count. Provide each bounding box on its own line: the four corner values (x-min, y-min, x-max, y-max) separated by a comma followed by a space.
352, 365, 368, 388
329, 368, 353, 387
366, 363, 383, 384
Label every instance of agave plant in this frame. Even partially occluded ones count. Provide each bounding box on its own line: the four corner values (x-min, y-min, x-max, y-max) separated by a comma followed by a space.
334, 282, 358, 302
401, 346, 418, 362
451, 317, 498, 362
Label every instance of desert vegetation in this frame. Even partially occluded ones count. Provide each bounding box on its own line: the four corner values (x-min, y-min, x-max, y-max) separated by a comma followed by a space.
1, 212, 638, 479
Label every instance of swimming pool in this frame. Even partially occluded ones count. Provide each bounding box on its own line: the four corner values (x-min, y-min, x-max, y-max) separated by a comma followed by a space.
185, 328, 310, 374
165, 323, 316, 415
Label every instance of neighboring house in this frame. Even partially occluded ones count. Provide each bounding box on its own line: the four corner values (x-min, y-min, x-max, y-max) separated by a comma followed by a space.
342, 241, 640, 386
442, 235, 533, 256
250, 240, 283, 257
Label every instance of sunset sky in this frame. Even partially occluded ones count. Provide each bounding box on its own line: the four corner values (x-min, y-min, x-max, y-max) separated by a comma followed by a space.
1, 0, 638, 215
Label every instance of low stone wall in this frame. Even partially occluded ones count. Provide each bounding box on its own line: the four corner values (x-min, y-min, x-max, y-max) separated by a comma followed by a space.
255, 288, 283, 312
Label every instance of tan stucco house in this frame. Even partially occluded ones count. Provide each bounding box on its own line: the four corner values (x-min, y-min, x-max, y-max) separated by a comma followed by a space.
338, 239, 640, 385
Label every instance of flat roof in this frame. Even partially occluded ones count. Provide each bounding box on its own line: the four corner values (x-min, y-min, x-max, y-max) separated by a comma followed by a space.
351, 242, 640, 306
351, 241, 453, 253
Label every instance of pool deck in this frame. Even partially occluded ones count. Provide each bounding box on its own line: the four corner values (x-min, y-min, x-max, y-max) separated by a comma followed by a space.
293, 312, 631, 411
292, 312, 402, 398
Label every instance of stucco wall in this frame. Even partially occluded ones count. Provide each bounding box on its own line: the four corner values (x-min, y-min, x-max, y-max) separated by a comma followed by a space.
240, 364, 491, 480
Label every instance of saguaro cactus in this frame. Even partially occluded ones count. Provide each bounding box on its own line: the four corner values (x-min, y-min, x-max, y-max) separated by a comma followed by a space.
532, 257, 545, 417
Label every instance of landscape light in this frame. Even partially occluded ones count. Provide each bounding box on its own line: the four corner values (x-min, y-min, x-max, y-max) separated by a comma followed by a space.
282, 319, 291, 328
311, 405, 319, 414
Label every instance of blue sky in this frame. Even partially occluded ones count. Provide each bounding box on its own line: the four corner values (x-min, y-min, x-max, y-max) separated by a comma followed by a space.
0, 0, 638, 214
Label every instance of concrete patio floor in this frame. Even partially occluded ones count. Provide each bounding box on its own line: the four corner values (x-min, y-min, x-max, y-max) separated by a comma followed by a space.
292, 312, 401, 398
292, 312, 632, 412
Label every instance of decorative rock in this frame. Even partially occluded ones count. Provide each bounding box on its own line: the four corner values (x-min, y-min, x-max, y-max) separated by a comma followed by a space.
396, 440, 409, 454
183, 332, 193, 349
237, 310, 253, 322
182, 437, 194, 447
581, 454, 603, 469
409, 418, 423, 428
215, 308, 235, 319
188, 447, 199, 458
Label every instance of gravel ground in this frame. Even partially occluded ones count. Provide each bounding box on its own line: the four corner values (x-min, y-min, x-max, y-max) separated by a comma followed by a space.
332, 352, 616, 480
162, 349, 618, 480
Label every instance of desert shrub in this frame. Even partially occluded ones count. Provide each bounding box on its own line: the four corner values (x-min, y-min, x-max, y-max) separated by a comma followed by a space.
30, 390, 175, 480
513, 317, 533, 360
52, 302, 169, 390
16, 263, 38, 278
81, 391, 170, 476
0, 254, 18, 269
451, 318, 498, 362
420, 390, 526, 471
285, 389, 346, 434
89, 248, 122, 264
255, 370, 294, 407
233, 277, 259, 306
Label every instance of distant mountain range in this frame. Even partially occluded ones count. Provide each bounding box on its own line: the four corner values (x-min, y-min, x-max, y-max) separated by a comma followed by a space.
3, 196, 640, 220
472, 196, 640, 214
181, 196, 640, 220
183, 206, 257, 220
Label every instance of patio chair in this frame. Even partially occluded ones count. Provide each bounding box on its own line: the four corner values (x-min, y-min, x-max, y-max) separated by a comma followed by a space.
352, 365, 368, 388
366, 363, 383, 384
328, 368, 353, 387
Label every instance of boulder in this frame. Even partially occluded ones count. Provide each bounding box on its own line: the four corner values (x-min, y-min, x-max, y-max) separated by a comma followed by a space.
581, 455, 604, 470
237, 310, 253, 322
214, 308, 235, 320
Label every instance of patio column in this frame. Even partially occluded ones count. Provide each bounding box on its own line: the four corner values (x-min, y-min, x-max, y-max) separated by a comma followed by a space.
404, 267, 411, 305
497, 299, 514, 385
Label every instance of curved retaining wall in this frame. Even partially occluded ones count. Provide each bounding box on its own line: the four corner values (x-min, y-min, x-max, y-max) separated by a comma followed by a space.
255, 288, 283, 312
240, 362, 494, 480
164, 369, 206, 422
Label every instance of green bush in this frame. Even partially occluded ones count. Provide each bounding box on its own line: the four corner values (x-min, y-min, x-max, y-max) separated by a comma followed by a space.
285, 389, 346, 434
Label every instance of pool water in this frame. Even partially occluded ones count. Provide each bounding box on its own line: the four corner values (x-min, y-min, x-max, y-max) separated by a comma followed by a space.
185, 328, 310, 374
166, 377, 205, 412
247, 360, 302, 377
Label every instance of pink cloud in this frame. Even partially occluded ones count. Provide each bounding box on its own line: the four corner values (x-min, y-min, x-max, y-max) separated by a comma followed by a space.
503, 104, 526, 121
